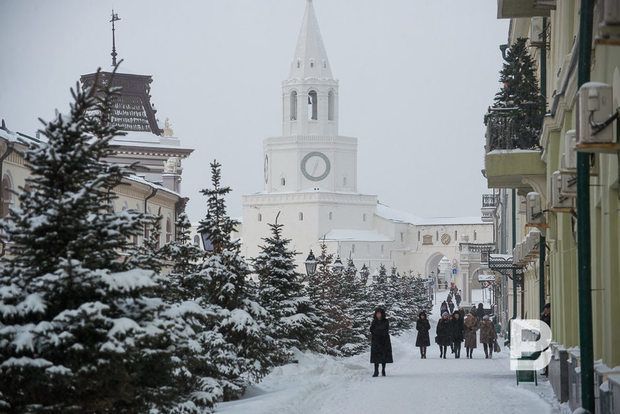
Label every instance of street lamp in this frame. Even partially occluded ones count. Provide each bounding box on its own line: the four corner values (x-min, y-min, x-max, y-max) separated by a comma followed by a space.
304, 250, 317, 277
332, 255, 344, 274
360, 263, 370, 285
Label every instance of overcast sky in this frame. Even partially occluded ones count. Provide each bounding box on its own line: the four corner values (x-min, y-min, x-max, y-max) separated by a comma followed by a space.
0, 1, 509, 222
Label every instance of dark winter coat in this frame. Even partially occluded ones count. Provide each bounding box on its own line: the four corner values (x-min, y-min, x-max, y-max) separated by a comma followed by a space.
448, 302, 455, 314
476, 304, 485, 321
450, 315, 464, 342
479, 320, 497, 344
370, 311, 393, 364
455, 293, 462, 305
541, 311, 551, 329
463, 314, 478, 349
435, 318, 452, 346
415, 316, 431, 347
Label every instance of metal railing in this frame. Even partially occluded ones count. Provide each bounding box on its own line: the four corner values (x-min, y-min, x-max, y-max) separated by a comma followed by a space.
484, 104, 543, 152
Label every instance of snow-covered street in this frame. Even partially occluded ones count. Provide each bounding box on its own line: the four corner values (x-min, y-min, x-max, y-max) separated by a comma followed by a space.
218, 292, 559, 414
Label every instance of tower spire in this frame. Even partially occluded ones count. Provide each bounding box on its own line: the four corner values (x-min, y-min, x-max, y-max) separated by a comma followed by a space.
110, 10, 121, 67
289, 0, 333, 80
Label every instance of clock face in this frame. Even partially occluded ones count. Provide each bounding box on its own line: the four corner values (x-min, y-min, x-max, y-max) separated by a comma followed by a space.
301, 151, 331, 182
264, 154, 269, 183
441, 233, 451, 245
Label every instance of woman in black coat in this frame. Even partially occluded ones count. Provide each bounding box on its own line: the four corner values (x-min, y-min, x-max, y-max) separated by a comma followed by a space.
450, 311, 464, 358
436, 312, 452, 359
370, 307, 393, 377
415, 311, 431, 359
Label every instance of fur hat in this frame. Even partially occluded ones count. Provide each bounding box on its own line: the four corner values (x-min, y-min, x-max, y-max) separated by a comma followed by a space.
442, 312, 449, 317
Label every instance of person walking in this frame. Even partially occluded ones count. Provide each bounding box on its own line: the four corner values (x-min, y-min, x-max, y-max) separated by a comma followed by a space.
440, 300, 449, 316
541, 303, 551, 375
370, 307, 393, 377
479, 315, 497, 359
463, 310, 479, 359
436, 312, 452, 359
476, 303, 485, 321
451, 311, 464, 358
455, 291, 462, 307
448, 299, 455, 314
415, 311, 431, 359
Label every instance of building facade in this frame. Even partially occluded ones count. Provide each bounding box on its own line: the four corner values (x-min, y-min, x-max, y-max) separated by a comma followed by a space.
241, 0, 493, 304
484, 1, 620, 412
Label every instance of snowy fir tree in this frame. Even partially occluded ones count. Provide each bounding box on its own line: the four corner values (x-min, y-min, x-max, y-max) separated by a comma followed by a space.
491, 37, 545, 148
0, 70, 175, 412
385, 267, 407, 334
196, 160, 274, 398
337, 258, 369, 356
129, 213, 166, 274
411, 275, 432, 316
369, 264, 388, 310
252, 214, 322, 362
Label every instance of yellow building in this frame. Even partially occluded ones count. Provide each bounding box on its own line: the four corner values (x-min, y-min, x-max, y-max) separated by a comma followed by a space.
484, 1, 620, 412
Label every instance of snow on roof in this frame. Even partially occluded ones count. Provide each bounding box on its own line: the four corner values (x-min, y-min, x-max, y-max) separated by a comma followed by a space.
111, 131, 189, 152
376, 203, 484, 226
125, 174, 182, 198
0, 127, 39, 145
324, 229, 392, 242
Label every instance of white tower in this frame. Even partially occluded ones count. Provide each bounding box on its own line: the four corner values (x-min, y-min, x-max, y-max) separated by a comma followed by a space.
263, 0, 357, 194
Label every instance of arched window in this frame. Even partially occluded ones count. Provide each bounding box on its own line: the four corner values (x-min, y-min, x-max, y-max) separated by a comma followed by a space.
281, 177, 286, 186
299, 212, 304, 221
474, 230, 477, 241
328, 90, 335, 121
328, 212, 333, 220
308, 90, 318, 120
362, 213, 367, 222
455, 230, 458, 240
310, 59, 315, 68
290, 91, 297, 120
193, 235, 201, 246
166, 218, 172, 243
1, 175, 12, 217
258, 213, 262, 222
297, 59, 301, 69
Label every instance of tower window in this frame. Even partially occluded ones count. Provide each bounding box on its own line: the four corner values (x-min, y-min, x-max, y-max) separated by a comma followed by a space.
474, 230, 477, 241
281, 177, 286, 186
308, 90, 318, 120
455, 230, 458, 240
258, 213, 262, 222
418, 231, 421, 241
299, 212, 304, 221
290, 91, 298, 120
328, 212, 333, 220
328, 90, 335, 121
400, 232, 404, 242
310, 59, 315, 68
297, 59, 301, 69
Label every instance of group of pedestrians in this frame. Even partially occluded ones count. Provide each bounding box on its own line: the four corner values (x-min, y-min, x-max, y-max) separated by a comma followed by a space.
369, 300, 500, 377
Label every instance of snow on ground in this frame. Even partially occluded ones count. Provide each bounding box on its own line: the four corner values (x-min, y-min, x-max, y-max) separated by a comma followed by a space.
217, 290, 560, 414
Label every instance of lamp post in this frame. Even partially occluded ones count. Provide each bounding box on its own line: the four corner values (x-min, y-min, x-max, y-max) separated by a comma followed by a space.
332, 255, 344, 274
360, 263, 370, 287
304, 250, 317, 277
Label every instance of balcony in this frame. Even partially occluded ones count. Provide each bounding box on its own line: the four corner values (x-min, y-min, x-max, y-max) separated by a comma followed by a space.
497, 0, 555, 19
483, 108, 546, 190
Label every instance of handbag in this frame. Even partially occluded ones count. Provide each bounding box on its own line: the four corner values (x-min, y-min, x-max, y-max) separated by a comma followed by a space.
493, 340, 501, 353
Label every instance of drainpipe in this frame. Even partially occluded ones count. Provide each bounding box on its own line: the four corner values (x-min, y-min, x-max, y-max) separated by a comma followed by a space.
511, 189, 517, 319
144, 187, 158, 237
539, 17, 547, 315
576, 0, 594, 411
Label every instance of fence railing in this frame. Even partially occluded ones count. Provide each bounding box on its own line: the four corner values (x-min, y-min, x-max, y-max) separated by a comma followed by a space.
484, 104, 543, 152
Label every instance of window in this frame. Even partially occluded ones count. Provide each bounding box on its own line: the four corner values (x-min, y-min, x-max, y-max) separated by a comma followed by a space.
328, 212, 333, 220
343, 176, 347, 186
290, 91, 297, 120
297, 59, 301, 69
281, 177, 286, 186
418, 231, 421, 241
193, 235, 200, 246
455, 230, 458, 240
474, 230, 477, 241
258, 213, 262, 222
1, 175, 12, 217
422, 235, 433, 245
310, 59, 315, 68
323, 60, 327, 69
298, 212, 304, 221
400, 232, 404, 242
166, 218, 172, 243
328, 90, 335, 121
363, 213, 367, 222
381, 245, 384, 253
436, 231, 439, 240
308, 90, 318, 120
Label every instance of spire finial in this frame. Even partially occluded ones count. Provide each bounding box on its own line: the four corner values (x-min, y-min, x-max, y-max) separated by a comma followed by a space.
110, 10, 121, 67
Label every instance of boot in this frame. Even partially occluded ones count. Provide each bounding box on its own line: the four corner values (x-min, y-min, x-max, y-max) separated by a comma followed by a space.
381, 364, 386, 377
373, 364, 379, 377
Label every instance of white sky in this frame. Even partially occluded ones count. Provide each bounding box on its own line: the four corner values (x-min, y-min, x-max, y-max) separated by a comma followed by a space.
0, 0, 509, 222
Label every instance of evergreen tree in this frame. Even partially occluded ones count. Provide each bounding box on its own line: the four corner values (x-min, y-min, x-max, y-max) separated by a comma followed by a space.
0, 70, 174, 412
253, 216, 321, 362
129, 213, 166, 274
369, 264, 388, 309
197, 160, 274, 399
491, 37, 545, 148
338, 259, 369, 356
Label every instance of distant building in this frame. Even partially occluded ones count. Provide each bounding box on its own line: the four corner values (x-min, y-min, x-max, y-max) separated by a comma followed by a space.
240, 0, 492, 303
